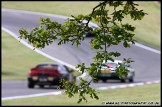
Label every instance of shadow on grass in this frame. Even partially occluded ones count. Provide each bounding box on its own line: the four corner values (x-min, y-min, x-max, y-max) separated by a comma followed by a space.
2, 70, 17, 76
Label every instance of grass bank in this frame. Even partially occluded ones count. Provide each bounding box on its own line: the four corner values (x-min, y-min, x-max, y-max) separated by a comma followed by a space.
2, 1, 160, 49
2, 83, 160, 106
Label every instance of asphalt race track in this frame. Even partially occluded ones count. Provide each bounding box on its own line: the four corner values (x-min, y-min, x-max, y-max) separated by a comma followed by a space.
2, 9, 160, 98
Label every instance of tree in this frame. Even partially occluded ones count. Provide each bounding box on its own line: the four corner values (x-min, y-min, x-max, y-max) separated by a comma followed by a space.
19, 1, 147, 103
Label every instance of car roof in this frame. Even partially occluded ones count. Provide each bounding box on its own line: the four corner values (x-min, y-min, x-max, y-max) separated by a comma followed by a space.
38, 62, 56, 64
82, 20, 99, 28
36, 62, 64, 66
105, 60, 123, 64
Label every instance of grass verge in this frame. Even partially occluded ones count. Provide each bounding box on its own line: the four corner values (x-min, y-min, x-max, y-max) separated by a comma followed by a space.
2, 83, 160, 106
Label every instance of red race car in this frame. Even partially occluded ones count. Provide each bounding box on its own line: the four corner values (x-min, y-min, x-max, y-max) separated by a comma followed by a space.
27, 62, 75, 88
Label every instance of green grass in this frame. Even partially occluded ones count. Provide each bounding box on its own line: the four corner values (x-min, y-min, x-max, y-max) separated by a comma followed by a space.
2, 1, 160, 49
2, 83, 161, 106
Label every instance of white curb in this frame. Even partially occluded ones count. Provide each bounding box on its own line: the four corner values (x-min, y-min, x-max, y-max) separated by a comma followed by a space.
96, 80, 160, 90
2, 91, 63, 101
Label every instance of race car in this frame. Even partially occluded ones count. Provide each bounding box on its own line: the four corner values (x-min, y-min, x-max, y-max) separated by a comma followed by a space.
94, 60, 135, 83
81, 20, 98, 37
27, 62, 75, 88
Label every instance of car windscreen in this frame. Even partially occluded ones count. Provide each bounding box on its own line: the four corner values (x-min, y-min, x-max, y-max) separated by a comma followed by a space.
105, 63, 118, 68
36, 64, 58, 69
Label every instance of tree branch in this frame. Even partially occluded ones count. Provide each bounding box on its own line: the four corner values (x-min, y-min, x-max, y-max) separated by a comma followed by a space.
86, 1, 109, 26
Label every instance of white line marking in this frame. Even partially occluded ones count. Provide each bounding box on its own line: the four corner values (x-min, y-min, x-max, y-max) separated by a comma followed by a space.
97, 87, 108, 90
2, 8, 70, 20
96, 80, 160, 90
134, 43, 160, 54
127, 84, 135, 87
135, 83, 144, 86
2, 91, 63, 101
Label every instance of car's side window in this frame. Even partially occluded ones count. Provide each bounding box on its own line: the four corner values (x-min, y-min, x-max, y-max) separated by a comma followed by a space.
64, 66, 70, 73
58, 65, 68, 74
124, 64, 131, 68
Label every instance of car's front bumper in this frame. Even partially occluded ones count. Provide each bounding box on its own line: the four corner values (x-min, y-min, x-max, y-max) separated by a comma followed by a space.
97, 73, 120, 80
97, 72, 135, 80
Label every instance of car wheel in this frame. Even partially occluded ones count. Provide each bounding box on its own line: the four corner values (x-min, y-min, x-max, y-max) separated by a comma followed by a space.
93, 78, 99, 83
102, 79, 107, 83
58, 84, 64, 89
93, 80, 99, 83
39, 85, 44, 88
28, 83, 34, 88
129, 78, 134, 82
121, 79, 126, 83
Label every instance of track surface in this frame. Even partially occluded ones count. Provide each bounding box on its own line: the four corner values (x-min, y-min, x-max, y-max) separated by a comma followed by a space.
2, 9, 160, 98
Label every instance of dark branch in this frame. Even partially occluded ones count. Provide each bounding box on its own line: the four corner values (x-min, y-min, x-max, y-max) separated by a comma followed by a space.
86, 1, 109, 26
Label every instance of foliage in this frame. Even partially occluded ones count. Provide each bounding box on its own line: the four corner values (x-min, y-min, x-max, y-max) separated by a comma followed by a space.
19, 1, 147, 103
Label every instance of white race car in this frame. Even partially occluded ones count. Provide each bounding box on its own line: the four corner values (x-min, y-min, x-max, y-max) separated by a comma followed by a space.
94, 60, 135, 83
